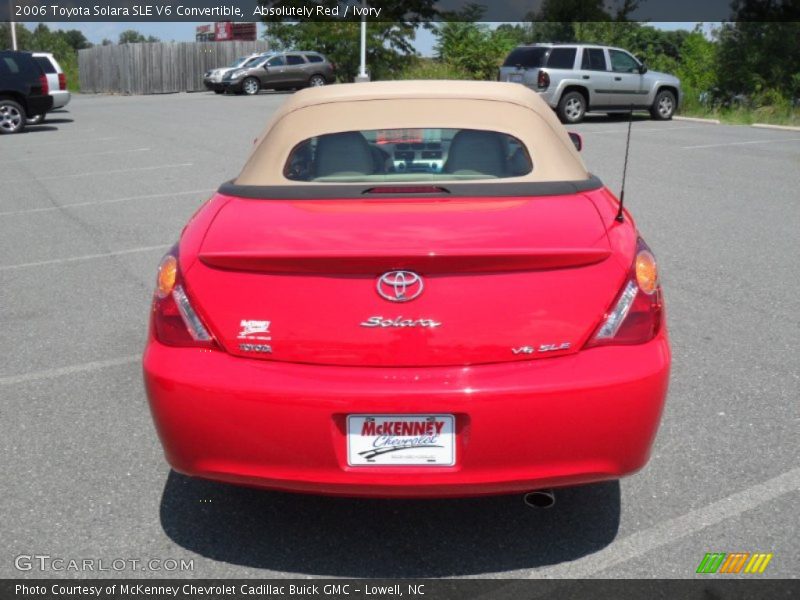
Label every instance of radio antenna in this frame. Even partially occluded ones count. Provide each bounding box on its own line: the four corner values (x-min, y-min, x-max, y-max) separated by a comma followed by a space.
616, 105, 634, 223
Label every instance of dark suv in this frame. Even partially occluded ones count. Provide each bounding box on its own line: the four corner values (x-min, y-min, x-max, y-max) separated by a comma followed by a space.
222, 52, 336, 95
0, 51, 53, 134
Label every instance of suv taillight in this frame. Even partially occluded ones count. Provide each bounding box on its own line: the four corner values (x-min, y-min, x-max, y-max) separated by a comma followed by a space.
585, 238, 664, 348
58, 73, 66, 91
39, 74, 49, 96
537, 70, 550, 89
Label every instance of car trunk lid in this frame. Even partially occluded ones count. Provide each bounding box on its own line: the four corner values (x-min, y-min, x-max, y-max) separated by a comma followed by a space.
187, 193, 626, 366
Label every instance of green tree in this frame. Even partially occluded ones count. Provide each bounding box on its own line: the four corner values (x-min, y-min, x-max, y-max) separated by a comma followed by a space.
715, 2, 800, 100
118, 30, 159, 44
432, 4, 519, 80
494, 23, 531, 46
62, 29, 92, 51
672, 28, 716, 103
434, 21, 517, 80
1, 22, 33, 50
525, 0, 640, 43
573, 22, 689, 73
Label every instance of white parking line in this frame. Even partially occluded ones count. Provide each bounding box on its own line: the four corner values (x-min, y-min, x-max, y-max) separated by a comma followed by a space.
683, 137, 800, 150
0, 356, 139, 386
7, 147, 151, 164
532, 467, 800, 578
0, 189, 214, 217
0, 136, 117, 148
0, 244, 170, 272
582, 125, 706, 135
4, 163, 193, 184
673, 116, 721, 124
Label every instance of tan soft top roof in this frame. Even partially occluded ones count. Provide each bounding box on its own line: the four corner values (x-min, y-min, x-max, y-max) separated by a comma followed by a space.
235, 80, 589, 186
256, 79, 563, 115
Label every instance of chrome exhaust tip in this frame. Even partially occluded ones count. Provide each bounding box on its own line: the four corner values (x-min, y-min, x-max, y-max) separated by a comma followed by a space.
523, 489, 556, 509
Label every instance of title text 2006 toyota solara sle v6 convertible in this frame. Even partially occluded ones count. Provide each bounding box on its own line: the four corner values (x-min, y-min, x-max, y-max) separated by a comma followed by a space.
143, 81, 670, 501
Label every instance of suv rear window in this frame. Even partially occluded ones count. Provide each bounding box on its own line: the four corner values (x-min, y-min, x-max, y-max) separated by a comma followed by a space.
546, 48, 577, 69
503, 47, 548, 69
285, 128, 532, 182
34, 57, 56, 74
306, 55, 324, 63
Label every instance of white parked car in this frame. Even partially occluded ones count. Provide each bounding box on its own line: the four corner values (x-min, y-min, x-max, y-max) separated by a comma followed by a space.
29, 52, 70, 124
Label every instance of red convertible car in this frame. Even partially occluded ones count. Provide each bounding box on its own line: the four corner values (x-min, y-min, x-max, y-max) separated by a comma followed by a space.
143, 81, 670, 502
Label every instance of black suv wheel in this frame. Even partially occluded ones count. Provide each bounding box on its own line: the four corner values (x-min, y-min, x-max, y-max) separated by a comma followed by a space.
0, 99, 26, 134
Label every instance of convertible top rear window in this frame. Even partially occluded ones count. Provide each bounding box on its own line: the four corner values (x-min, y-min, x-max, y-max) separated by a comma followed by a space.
284, 128, 533, 182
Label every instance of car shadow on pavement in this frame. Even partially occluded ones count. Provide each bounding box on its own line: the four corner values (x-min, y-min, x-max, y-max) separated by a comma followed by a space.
159, 471, 620, 576
582, 112, 653, 124
21, 125, 59, 134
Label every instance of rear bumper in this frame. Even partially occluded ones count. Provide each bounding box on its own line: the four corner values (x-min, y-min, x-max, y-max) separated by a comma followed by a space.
539, 87, 559, 108
51, 90, 70, 109
143, 332, 670, 498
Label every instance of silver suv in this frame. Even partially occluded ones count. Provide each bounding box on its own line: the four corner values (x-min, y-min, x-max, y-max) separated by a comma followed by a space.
499, 43, 682, 123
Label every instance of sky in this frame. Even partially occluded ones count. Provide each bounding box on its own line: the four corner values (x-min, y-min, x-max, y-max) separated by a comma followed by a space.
40, 21, 710, 56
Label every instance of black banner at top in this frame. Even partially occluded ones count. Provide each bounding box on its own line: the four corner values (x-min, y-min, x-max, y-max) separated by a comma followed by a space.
2, 0, 800, 23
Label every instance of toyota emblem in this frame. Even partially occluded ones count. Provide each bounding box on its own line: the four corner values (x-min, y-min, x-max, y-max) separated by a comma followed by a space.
377, 271, 424, 302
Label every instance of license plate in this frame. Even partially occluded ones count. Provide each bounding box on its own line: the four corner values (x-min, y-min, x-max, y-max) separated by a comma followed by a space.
509, 73, 523, 83
347, 415, 455, 466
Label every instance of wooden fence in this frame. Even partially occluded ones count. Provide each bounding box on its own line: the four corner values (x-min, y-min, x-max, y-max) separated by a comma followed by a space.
78, 41, 271, 95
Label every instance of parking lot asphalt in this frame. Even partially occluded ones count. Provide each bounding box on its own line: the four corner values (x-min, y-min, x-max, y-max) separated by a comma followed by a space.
1, 91, 798, 579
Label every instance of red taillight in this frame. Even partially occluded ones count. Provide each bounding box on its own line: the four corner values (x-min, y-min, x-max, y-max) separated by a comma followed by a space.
39, 74, 49, 96
151, 247, 215, 348
585, 238, 664, 348
537, 70, 550, 89
58, 73, 66, 91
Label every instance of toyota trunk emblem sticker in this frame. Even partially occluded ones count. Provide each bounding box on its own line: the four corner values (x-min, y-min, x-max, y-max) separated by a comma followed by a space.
377, 271, 424, 302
